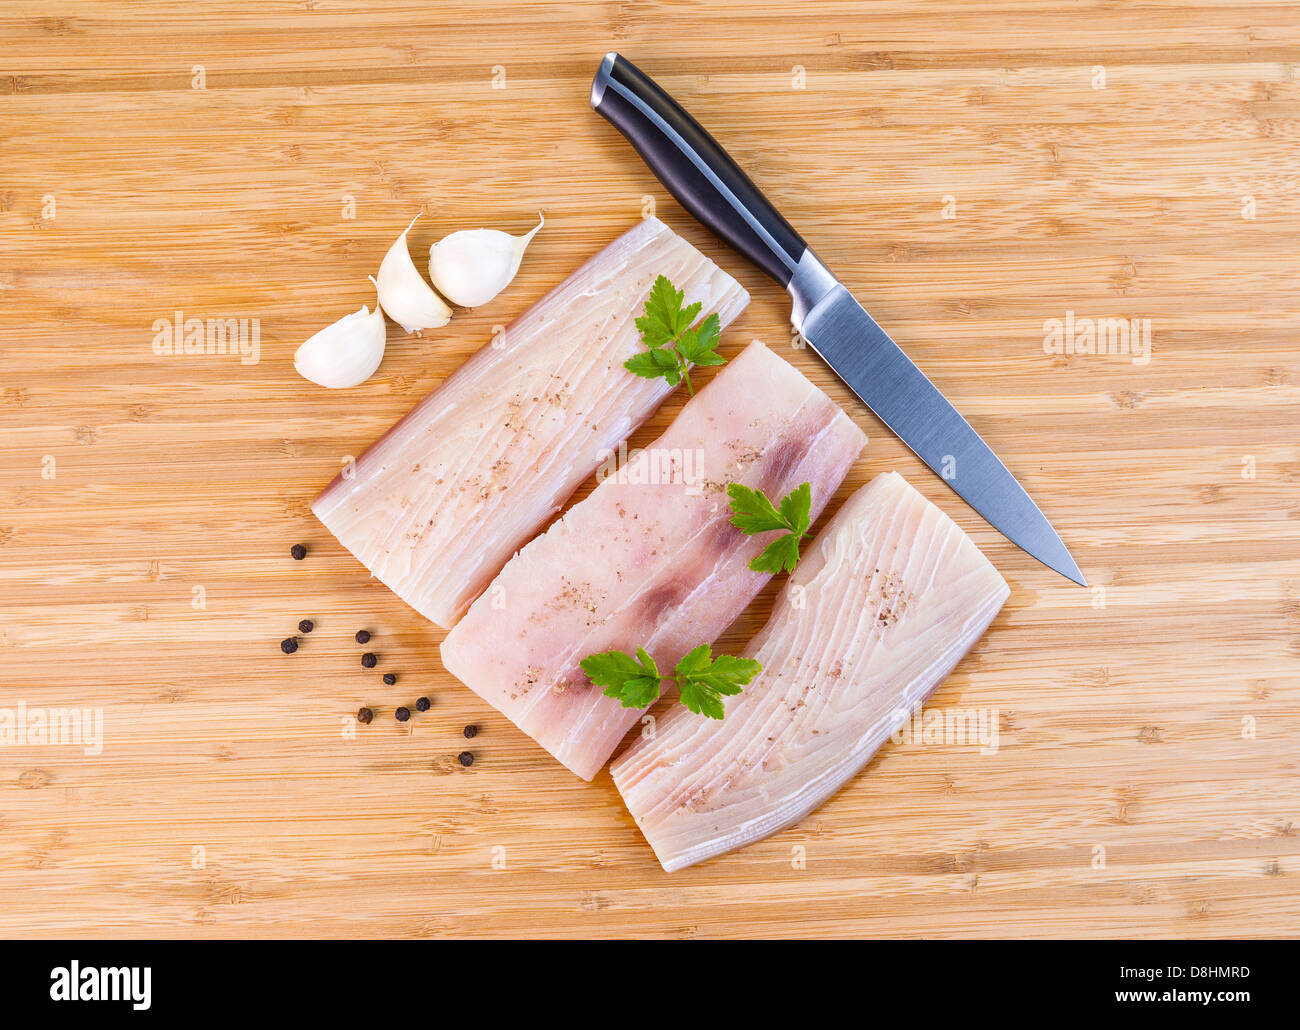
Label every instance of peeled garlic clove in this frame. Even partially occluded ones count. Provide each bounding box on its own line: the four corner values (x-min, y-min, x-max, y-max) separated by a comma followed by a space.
428, 212, 543, 308
375, 214, 453, 334
293, 280, 387, 389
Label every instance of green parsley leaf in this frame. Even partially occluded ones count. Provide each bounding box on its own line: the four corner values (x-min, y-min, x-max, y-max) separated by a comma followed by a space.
678, 680, 728, 720
751, 532, 802, 575
676, 312, 723, 367
619, 675, 664, 709
726, 482, 787, 534
634, 315, 670, 350
639, 276, 683, 340
777, 481, 812, 537
579, 642, 761, 720
623, 350, 668, 379
624, 276, 725, 395
675, 645, 761, 720
727, 481, 814, 573
673, 642, 714, 679
581, 647, 665, 709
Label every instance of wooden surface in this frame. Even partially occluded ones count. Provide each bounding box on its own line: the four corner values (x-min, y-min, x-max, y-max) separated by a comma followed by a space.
1, 0, 1297, 940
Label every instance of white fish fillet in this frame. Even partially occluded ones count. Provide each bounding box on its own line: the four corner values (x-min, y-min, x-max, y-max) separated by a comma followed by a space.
611, 471, 1010, 871
440, 341, 868, 780
312, 218, 749, 629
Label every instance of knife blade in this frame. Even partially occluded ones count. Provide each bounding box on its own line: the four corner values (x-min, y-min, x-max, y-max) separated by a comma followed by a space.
591, 51, 1085, 585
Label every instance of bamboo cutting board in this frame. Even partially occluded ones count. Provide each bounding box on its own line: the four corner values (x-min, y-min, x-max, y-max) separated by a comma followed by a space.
1, 0, 1297, 939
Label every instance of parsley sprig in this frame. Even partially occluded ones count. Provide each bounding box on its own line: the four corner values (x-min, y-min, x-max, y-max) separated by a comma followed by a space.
727, 481, 813, 574
624, 275, 724, 395
581, 644, 761, 720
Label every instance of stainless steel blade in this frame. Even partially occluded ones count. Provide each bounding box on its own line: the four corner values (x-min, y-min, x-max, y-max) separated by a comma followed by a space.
801, 286, 1086, 585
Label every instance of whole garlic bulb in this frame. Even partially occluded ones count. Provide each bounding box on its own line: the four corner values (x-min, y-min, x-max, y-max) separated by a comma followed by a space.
293, 279, 387, 389
375, 214, 453, 334
428, 212, 543, 308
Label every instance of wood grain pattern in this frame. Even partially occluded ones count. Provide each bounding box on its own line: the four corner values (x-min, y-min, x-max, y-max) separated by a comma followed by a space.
1, 0, 1297, 939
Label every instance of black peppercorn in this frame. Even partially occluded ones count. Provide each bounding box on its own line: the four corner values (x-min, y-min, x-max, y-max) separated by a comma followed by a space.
361, 652, 377, 669
463, 724, 478, 739
290, 544, 307, 560
298, 619, 314, 634
382, 673, 396, 686
356, 707, 373, 725
354, 630, 371, 644
395, 706, 410, 722
280, 637, 298, 654
457, 751, 474, 767
415, 696, 430, 712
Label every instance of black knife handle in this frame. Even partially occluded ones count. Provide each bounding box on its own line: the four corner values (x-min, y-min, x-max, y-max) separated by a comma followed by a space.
591, 52, 808, 287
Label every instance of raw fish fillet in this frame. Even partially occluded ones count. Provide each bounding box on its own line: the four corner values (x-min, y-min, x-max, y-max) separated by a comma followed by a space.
611, 471, 1010, 871
441, 341, 867, 779
312, 218, 749, 629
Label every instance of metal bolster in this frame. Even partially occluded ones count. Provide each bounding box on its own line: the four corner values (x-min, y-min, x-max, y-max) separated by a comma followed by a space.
787, 250, 839, 332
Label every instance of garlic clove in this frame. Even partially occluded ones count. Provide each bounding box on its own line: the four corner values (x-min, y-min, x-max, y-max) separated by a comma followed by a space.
428, 212, 544, 308
375, 214, 454, 334
293, 280, 388, 388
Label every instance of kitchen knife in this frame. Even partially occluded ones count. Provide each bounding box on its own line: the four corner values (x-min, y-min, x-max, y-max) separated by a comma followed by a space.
591, 52, 1085, 586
